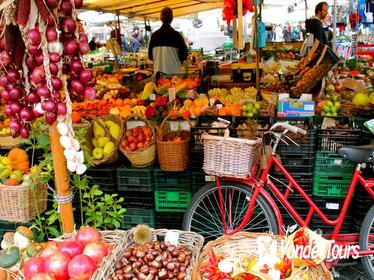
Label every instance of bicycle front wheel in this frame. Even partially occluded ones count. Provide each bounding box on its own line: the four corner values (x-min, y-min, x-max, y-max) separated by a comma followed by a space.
183, 181, 278, 242
360, 204, 374, 278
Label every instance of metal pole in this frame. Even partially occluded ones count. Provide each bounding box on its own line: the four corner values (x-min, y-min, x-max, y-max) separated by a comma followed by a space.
254, 0, 260, 92
332, 0, 337, 51
305, 0, 308, 20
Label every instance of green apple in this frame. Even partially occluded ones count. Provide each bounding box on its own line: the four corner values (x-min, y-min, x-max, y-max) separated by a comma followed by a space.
326, 84, 335, 93
103, 141, 115, 156
332, 112, 338, 117
327, 101, 334, 107
97, 136, 110, 147
254, 103, 260, 110
10, 170, 23, 182
92, 147, 104, 160
330, 106, 337, 113
322, 105, 330, 112
334, 101, 341, 109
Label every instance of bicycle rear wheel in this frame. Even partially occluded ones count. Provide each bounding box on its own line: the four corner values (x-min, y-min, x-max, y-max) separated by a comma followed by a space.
360, 204, 374, 278
183, 181, 278, 242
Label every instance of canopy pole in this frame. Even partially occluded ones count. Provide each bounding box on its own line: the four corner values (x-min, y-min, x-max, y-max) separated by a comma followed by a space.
49, 123, 74, 234
332, 0, 337, 51
305, 0, 308, 20
254, 0, 260, 92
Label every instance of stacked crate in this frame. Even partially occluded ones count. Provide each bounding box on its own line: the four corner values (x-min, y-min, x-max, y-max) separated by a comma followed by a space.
311, 117, 361, 233
154, 167, 191, 230
269, 117, 316, 228
116, 165, 155, 229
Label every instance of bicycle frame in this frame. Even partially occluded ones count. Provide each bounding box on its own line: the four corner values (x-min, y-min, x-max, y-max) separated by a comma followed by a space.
216, 153, 374, 257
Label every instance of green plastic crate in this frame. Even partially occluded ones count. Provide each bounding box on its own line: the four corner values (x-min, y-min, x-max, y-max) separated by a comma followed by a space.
313, 172, 352, 198
154, 191, 192, 212
314, 152, 356, 174
154, 168, 191, 191
117, 165, 154, 192
121, 208, 156, 229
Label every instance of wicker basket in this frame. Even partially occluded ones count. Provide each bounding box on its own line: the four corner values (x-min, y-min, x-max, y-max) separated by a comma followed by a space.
89, 115, 123, 165
0, 183, 47, 223
193, 232, 333, 280
157, 115, 191, 171
119, 114, 156, 168
340, 102, 358, 117
113, 228, 204, 280
202, 133, 261, 178
0, 135, 23, 149
16, 230, 129, 280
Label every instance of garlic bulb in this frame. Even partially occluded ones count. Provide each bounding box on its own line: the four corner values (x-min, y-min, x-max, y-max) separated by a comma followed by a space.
57, 122, 69, 136
64, 149, 76, 161
60, 136, 72, 150
76, 164, 87, 175
67, 161, 77, 172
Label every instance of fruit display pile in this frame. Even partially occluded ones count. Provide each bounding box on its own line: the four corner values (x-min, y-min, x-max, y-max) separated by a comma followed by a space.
121, 126, 153, 152
91, 119, 121, 160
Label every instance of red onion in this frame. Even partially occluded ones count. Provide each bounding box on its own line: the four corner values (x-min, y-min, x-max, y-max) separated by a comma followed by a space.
30, 66, 45, 85
4, 106, 11, 117
86, 76, 97, 87
41, 99, 56, 112
7, 70, 20, 83
46, 27, 58, 42
46, 13, 57, 27
70, 72, 79, 80
60, 32, 74, 42
50, 63, 59, 75
32, 107, 42, 118
20, 126, 30, 138
0, 75, 8, 87
25, 56, 36, 69
27, 44, 40, 56
84, 87, 96, 100
1, 89, 9, 100
46, 0, 58, 8
49, 53, 61, 63
0, 39, 5, 51
9, 88, 22, 101
63, 17, 77, 33
60, 0, 72, 15
35, 52, 44, 66
79, 33, 88, 44
74, 0, 83, 9
0, 51, 13, 66
64, 40, 79, 56
56, 102, 67, 115
79, 69, 94, 85
71, 60, 83, 73
53, 91, 61, 101
10, 102, 22, 114
79, 43, 89, 55
52, 77, 62, 90
20, 108, 34, 121
37, 86, 51, 98
45, 112, 57, 124
27, 29, 41, 45
71, 80, 85, 94
10, 119, 21, 132
25, 92, 40, 104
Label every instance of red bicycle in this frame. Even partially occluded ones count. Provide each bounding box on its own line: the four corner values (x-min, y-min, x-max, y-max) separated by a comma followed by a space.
183, 121, 374, 277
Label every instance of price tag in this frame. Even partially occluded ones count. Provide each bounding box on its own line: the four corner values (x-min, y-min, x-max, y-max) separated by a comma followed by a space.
150, 93, 156, 101
216, 104, 223, 109
334, 159, 342, 165
209, 98, 215, 106
326, 203, 339, 210
168, 88, 176, 102
165, 230, 179, 246
205, 175, 215, 182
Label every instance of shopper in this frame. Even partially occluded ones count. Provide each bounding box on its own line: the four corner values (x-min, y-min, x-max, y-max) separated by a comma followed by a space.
148, 7, 188, 74
88, 37, 98, 51
305, 2, 329, 46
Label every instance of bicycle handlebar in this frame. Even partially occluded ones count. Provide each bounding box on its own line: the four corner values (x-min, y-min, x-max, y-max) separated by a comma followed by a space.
270, 122, 307, 135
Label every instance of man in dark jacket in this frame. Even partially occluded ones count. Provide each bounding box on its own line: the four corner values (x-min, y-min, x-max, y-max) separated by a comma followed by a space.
148, 7, 188, 74
305, 2, 329, 46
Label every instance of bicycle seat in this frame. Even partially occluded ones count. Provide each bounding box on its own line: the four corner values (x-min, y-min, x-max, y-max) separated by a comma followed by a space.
337, 145, 374, 163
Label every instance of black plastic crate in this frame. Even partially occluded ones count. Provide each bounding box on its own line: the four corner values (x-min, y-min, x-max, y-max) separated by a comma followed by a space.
351, 117, 374, 145
191, 118, 230, 151
190, 150, 204, 171
120, 191, 154, 209
121, 208, 156, 230
231, 117, 271, 139
154, 168, 191, 191
269, 172, 313, 195
191, 171, 207, 193
86, 163, 119, 192
117, 165, 154, 192
279, 152, 315, 167
315, 117, 361, 152
156, 212, 184, 230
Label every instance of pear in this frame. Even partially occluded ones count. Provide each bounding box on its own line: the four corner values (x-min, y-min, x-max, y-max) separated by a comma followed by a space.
103, 141, 115, 156
97, 136, 110, 147
109, 124, 121, 140
93, 122, 105, 138
92, 147, 104, 160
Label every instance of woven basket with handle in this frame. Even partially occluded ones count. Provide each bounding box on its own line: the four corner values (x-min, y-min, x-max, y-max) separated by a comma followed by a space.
89, 115, 123, 165
0, 183, 47, 223
157, 115, 191, 171
193, 232, 333, 280
120, 114, 156, 168
202, 132, 261, 178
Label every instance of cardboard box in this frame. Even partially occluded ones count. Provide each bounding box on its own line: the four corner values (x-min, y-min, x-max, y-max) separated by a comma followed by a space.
277, 99, 315, 117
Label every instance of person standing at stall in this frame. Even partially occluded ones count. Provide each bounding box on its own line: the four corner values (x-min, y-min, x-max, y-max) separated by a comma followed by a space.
148, 7, 188, 74
305, 2, 329, 46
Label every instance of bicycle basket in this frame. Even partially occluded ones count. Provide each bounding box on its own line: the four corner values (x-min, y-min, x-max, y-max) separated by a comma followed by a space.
202, 133, 261, 178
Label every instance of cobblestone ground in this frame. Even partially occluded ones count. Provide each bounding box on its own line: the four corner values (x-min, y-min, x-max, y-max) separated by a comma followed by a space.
333, 260, 370, 280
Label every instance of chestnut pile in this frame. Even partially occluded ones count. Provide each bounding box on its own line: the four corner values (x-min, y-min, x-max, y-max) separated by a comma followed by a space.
108, 241, 192, 280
